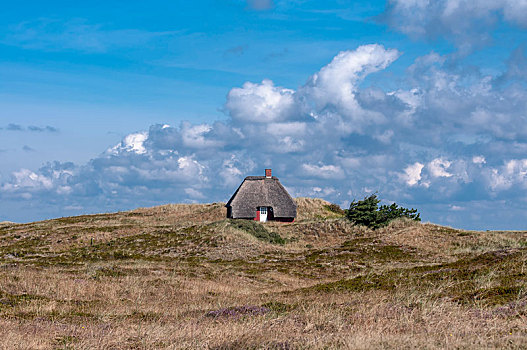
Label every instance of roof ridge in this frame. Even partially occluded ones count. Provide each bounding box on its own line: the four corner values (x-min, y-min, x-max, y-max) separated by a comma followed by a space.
244, 176, 278, 180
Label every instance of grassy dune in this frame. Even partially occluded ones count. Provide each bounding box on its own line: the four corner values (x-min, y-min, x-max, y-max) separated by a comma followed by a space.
0, 198, 526, 349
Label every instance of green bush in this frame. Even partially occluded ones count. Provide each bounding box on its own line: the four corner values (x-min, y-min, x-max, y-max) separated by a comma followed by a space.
230, 220, 286, 245
346, 194, 420, 229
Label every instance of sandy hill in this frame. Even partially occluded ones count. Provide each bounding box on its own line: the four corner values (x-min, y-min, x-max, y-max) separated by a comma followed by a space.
0, 198, 525, 349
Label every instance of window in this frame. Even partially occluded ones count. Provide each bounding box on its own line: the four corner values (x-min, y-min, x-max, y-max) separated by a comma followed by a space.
260, 207, 267, 214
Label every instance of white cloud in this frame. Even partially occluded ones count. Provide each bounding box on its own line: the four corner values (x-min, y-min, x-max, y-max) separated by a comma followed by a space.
184, 187, 205, 199
224, 44, 401, 136
2, 169, 53, 191
473, 156, 486, 164
340, 157, 362, 170
310, 186, 336, 196
373, 129, 394, 143
274, 136, 305, 153
383, 0, 527, 52
181, 123, 221, 149
1, 166, 74, 198
301, 44, 400, 124
391, 88, 422, 124
487, 159, 527, 192
108, 131, 148, 155
301, 164, 345, 179
220, 156, 246, 188
428, 158, 453, 178
225, 79, 296, 123
3, 44, 527, 229
266, 122, 306, 137
402, 162, 424, 186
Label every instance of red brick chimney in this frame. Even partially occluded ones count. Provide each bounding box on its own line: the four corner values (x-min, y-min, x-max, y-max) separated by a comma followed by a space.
265, 169, 272, 178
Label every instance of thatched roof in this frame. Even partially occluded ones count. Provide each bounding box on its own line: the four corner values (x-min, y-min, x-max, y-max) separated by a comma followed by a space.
226, 176, 297, 219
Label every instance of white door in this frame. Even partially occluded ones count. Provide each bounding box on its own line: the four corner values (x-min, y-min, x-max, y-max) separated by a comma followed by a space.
259, 207, 267, 222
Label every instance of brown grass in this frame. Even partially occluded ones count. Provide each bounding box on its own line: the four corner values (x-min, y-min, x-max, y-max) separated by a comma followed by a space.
0, 199, 526, 349
294, 197, 345, 221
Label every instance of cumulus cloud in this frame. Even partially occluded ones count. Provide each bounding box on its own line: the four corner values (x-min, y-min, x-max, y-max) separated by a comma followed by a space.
402, 162, 424, 186
225, 79, 296, 123
382, 0, 527, 52
303, 45, 400, 109
108, 131, 149, 155
428, 158, 453, 178
1, 164, 74, 199
224, 44, 401, 138
2, 44, 527, 229
2, 169, 53, 192
486, 159, 527, 192
301, 44, 400, 130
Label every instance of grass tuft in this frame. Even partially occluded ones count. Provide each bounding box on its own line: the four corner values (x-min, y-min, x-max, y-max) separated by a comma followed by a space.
229, 220, 286, 245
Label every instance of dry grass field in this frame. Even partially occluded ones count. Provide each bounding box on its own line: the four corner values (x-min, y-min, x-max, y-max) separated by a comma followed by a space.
0, 198, 526, 349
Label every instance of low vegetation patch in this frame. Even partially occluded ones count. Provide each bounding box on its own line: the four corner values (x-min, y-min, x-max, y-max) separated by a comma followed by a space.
262, 301, 296, 314
229, 220, 286, 244
309, 248, 527, 308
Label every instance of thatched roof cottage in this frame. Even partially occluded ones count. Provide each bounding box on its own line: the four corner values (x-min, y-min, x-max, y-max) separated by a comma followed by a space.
226, 169, 297, 222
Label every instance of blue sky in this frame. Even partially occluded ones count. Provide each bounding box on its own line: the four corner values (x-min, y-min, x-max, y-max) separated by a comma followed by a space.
1, 0, 527, 229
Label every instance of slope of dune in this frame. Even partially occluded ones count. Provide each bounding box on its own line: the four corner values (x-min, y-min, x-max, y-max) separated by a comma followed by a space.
0, 199, 525, 349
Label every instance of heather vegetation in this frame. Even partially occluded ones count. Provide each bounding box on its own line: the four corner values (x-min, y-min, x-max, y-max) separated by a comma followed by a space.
0, 198, 525, 349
